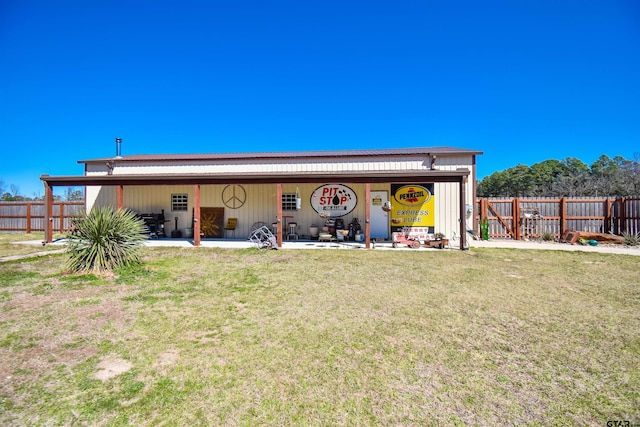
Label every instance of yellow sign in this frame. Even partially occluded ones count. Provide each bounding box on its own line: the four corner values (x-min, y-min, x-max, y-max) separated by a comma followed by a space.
391, 184, 434, 227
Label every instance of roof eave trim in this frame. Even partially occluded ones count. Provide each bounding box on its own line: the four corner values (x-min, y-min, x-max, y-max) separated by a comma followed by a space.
40, 169, 470, 186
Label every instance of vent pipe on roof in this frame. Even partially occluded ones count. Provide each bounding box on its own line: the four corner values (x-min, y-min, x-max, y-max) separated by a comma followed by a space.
115, 137, 122, 158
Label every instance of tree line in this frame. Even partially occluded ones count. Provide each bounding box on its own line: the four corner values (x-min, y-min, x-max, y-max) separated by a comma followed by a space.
477, 154, 640, 197
0, 180, 83, 202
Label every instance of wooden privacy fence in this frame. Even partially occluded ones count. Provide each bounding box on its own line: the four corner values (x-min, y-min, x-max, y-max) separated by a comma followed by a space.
477, 197, 640, 240
0, 202, 85, 233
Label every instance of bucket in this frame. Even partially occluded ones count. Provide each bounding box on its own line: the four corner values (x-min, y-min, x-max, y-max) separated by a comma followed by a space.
309, 224, 319, 238
183, 228, 194, 238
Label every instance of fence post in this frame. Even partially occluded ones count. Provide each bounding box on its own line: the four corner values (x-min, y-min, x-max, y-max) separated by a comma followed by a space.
479, 198, 488, 237
604, 199, 611, 234
559, 197, 567, 237
513, 198, 520, 240
26, 202, 32, 234
620, 197, 627, 234
59, 203, 65, 232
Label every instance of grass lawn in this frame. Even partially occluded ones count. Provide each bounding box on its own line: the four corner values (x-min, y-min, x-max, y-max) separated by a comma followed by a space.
1, 242, 638, 426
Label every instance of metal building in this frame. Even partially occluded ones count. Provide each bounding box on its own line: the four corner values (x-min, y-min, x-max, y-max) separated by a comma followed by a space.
40, 146, 482, 249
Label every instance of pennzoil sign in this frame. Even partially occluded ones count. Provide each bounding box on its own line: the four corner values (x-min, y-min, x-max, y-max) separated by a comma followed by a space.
394, 185, 432, 206
391, 184, 435, 229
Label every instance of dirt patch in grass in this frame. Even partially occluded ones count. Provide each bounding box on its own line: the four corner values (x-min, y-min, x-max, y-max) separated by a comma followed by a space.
94, 357, 133, 381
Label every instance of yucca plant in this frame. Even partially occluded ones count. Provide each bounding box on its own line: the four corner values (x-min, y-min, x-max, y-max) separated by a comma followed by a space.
66, 206, 148, 274
622, 231, 640, 247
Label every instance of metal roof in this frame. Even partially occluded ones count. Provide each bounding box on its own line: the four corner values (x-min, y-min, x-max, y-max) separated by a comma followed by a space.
78, 146, 482, 164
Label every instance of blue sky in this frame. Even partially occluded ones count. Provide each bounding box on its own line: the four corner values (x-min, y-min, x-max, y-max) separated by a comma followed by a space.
1, 0, 639, 197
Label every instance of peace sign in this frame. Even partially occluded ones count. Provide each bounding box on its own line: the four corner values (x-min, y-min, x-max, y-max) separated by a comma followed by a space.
222, 185, 247, 209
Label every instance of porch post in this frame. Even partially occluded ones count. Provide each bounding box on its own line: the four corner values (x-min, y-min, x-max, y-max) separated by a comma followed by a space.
460, 177, 467, 250
365, 183, 371, 249
276, 183, 283, 248
193, 184, 201, 246
116, 185, 124, 210
45, 181, 53, 243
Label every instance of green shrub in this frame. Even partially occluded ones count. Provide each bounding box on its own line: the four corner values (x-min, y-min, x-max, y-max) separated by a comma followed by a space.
66, 207, 148, 274
622, 232, 640, 246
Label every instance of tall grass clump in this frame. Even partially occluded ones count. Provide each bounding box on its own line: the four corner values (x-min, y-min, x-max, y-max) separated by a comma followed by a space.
622, 231, 640, 246
66, 207, 148, 274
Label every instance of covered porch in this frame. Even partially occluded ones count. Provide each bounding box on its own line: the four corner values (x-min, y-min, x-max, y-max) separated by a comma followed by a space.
40, 169, 471, 250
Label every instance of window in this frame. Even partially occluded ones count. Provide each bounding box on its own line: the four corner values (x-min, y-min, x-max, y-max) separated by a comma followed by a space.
171, 194, 188, 211
282, 193, 297, 211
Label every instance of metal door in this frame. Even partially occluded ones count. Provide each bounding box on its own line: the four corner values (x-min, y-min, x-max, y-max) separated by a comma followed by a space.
370, 191, 389, 239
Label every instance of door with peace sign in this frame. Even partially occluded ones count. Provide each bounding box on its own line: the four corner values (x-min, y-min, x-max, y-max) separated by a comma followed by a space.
222, 185, 246, 209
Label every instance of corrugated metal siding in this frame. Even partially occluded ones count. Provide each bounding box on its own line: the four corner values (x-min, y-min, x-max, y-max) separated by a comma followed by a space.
99, 154, 462, 176
91, 186, 116, 213
92, 183, 375, 239
432, 157, 475, 239
86, 154, 475, 240
90, 180, 471, 241
80, 146, 482, 164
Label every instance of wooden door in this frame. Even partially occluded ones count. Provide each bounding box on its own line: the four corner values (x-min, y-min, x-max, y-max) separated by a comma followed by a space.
200, 207, 225, 238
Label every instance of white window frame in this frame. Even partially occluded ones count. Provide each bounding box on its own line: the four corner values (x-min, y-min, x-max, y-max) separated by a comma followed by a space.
282, 193, 297, 211
171, 194, 188, 212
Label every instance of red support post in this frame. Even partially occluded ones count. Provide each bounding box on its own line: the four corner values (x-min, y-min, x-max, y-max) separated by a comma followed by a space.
460, 177, 467, 249
193, 185, 201, 246
276, 183, 283, 248
365, 183, 371, 249
116, 185, 124, 210
45, 183, 53, 243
